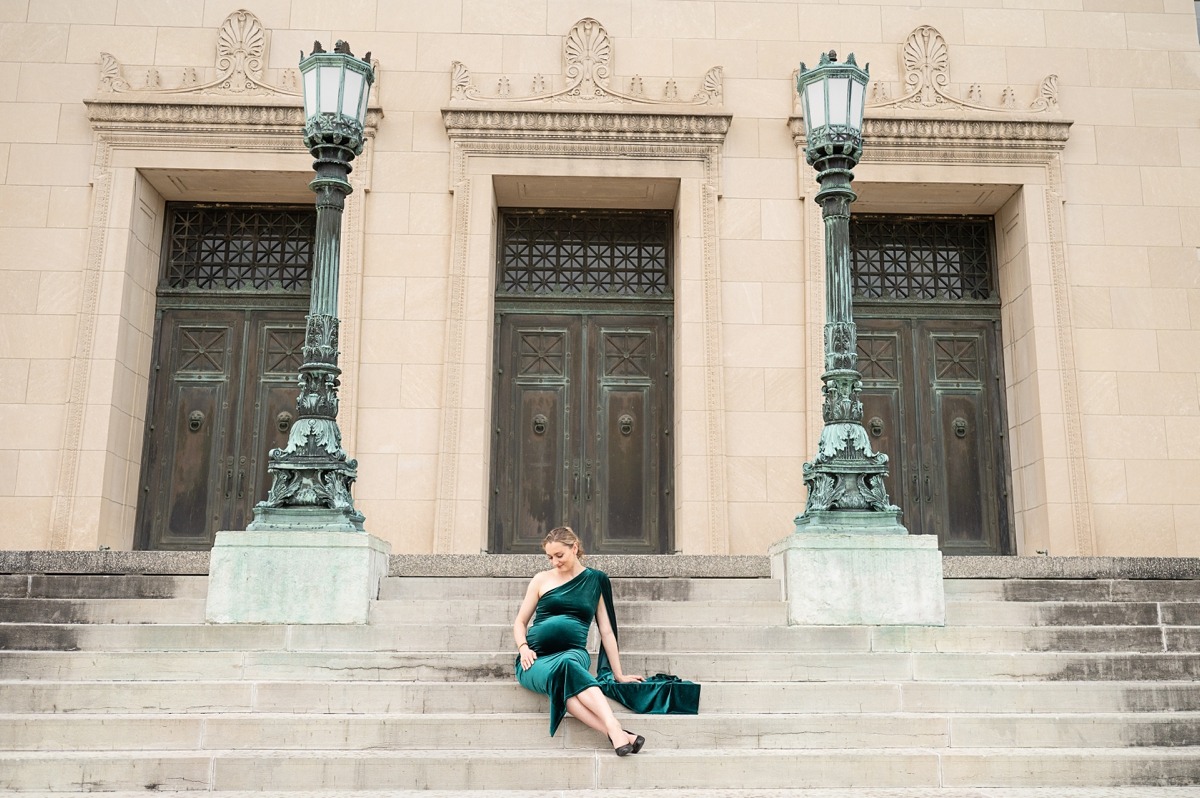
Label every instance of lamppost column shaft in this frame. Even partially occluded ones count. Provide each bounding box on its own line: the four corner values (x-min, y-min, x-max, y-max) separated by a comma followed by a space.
815, 156, 858, 376
248, 108, 366, 532
310, 153, 350, 318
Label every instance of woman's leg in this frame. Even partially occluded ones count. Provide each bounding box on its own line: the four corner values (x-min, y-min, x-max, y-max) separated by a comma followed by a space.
569, 686, 637, 749
564, 694, 606, 734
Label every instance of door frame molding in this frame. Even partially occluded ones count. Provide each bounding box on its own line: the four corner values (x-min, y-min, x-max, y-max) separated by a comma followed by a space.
789, 112, 1085, 555
439, 109, 732, 554
59, 99, 379, 551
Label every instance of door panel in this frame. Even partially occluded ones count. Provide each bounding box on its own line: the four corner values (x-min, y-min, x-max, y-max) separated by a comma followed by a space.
592, 317, 665, 550
491, 312, 670, 553
139, 308, 306, 549
921, 324, 1006, 554
142, 311, 242, 550
857, 315, 1010, 554
857, 321, 918, 529
234, 315, 307, 533
493, 317, 579, 553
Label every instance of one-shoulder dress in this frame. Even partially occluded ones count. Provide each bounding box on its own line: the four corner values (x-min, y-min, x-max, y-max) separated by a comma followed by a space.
515, 567, 700, 736
515, 567, 612, 735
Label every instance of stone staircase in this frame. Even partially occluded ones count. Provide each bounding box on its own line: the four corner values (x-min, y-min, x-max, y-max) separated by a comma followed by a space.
2, 559, 1200, 794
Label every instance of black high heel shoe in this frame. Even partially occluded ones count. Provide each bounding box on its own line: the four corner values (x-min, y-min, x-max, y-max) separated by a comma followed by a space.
609, 734, 635, 757
623, 730, 645, 754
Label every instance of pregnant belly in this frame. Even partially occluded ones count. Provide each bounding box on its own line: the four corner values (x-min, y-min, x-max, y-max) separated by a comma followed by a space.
527, 615, 589, 655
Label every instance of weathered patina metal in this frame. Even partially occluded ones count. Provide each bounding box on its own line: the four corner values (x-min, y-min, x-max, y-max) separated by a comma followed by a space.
796, 52, 900, 521
251, 42, 374, 533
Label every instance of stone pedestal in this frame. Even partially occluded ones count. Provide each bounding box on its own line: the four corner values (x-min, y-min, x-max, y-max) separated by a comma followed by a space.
206, 530, 390, 624
769, 511, 945, 626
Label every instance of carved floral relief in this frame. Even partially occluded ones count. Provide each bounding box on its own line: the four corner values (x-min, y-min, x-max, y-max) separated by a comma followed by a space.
449, 18, 722, 107
799, 25, 1060, 116
95, 9, 381, 101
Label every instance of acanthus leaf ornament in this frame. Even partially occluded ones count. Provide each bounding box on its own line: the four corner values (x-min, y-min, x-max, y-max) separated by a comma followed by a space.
98, 53, 130, 92
447, 18, 722, 108
94, 9, 303, 98
840, 25, 1062, 115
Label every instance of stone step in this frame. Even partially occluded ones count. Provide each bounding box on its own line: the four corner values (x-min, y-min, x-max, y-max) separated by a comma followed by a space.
2, 621, 1194, 654
13, 679, 1200, 715
5, 650, 1200, 682
379, 576, 783, 602
0, 575, 208, 600
0, 598, 209, 625
4, 711, 1200, 751
3, 747, 1199, 790
369, 599, 789, 626
942, 579, 1200, 603
944, 600, 1169, 627
6, 791, 1200, 798
12, 596, 1199, 629
6, 679, 1200, 715
6, 573, 1200, 604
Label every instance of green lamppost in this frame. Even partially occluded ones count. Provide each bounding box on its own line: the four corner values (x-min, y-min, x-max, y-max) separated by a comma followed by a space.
769, 51, 941, 627
794, 50, 902, 532
250, 41, 374, 533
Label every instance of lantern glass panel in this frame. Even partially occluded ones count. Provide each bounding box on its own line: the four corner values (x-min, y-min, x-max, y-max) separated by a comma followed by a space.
850, 80, 865, 131
341, 70, 364, 119
318, 64, 341, 114
303, 68, 317, 119
827, 76, 849, 126
357, 79, 370, 123
806, 80, 826, 129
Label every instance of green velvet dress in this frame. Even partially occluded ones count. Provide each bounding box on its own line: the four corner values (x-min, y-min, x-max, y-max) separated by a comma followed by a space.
515, 567, 700, 736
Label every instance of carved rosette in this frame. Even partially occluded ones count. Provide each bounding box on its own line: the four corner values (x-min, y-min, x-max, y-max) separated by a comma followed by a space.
448, 18, 722, 108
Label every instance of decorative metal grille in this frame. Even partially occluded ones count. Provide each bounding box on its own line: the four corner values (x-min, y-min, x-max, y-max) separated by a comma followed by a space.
162, 205, 315, 292
497, 210, 672, 297
850, 216, 995, 301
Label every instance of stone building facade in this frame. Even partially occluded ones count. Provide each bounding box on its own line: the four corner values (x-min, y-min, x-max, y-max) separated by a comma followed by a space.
1, 1, 1198, 558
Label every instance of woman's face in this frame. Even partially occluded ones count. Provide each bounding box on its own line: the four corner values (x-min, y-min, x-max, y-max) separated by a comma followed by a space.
544, 541, 578, 572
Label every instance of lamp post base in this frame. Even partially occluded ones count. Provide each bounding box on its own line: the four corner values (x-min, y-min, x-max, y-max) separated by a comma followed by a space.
206, 530, 389, 624
248, 504, 365, 533
769, 524, 945, 626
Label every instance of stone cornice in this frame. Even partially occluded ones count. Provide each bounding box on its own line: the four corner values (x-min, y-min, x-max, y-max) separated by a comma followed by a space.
788, 114, 1073, 157
442, 106, 731, 144
86, 98, 383, 138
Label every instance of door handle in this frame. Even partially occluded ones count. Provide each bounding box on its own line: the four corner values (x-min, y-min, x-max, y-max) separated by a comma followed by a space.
237, 470, 246, 500
911, 474, 920, 503
572, 471, 579, 500
225, 468, 233, 499
585, 473, 592, 502
924, 475, 932, 502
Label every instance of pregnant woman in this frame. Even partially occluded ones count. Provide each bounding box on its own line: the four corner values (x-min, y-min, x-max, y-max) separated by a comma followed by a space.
512, 526, 646, 756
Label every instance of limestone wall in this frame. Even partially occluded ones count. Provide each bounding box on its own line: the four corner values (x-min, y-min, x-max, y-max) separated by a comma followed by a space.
0, 0, 1197, 556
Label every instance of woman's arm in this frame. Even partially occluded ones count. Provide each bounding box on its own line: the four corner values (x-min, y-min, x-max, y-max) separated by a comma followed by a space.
596, 594, 643, 683
513, 575, 540, 670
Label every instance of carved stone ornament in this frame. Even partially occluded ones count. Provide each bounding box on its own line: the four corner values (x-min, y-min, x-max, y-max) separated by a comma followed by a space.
96, 9, 378, 101
449, 18, 722, 107
788, 27, 1071, 157
793, 26, 1060, 121
872, 26, 1059, 114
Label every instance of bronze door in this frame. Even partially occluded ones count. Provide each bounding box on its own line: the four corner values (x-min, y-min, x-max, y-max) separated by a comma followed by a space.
490, 312, 671, 554
857, 315, 1012, 554
136, 307, 304, 549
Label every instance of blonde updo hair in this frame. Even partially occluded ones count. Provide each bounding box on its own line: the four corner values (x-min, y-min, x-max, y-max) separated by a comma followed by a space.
543, 526, 585, 559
